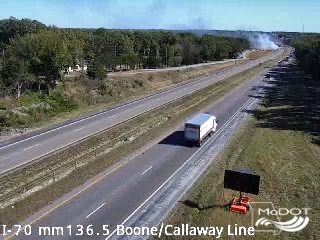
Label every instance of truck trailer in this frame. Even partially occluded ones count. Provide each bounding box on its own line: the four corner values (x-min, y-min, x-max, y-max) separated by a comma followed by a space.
184, 113, 217, 147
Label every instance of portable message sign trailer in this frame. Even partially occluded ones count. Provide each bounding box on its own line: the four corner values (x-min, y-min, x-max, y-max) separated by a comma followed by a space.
224, 168, 260, 214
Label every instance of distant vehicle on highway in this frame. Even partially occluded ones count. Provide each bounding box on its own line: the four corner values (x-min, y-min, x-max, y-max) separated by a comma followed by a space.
184, 113, 217, 147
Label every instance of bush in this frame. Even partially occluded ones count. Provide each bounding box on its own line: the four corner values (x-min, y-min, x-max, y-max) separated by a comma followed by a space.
133, 80, 144, 88
0, 102, 8, 110
46, 89, 79, 112
0, 112, 6, 125
98, 83, 107, 95
0, 89, 80, 129
16, 92, 43, 107
1, 111, 30, 127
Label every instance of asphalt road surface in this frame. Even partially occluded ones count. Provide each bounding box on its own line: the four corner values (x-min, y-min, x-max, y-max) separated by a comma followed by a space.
0, 48, 283, 175
2, 52, 289, 240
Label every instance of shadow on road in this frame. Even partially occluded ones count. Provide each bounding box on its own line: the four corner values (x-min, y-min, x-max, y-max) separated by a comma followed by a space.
159, 130, 191, 147
245, 60, 320, 145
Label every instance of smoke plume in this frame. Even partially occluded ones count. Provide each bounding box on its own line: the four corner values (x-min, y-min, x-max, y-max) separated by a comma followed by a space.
247, 33, 279, 50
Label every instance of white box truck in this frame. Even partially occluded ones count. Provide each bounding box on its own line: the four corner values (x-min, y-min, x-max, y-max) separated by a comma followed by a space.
184, 113, 217, 147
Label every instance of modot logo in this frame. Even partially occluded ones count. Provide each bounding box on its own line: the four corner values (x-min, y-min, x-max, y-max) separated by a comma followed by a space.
249, 202, 311, 235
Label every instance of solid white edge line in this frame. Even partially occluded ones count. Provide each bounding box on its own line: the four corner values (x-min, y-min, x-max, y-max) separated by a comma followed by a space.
105, 96, 254, 240
141, 166, 153, 176
85, 202, 107, 219
23, 144, 39, 151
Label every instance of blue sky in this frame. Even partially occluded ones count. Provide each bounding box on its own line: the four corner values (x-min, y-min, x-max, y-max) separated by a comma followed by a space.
0, 0, 319, 32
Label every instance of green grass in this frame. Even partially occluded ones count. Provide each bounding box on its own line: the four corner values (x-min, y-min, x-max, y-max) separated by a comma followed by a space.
161, 116, 319, 239
159, 58, 320, 240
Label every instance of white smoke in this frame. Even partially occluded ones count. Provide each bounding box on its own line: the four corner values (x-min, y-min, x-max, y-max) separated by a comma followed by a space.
247, 33, 279, 51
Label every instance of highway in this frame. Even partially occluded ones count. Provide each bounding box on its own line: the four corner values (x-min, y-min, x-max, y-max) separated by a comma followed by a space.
0, 48, 283, 175
3, 50, 288, 240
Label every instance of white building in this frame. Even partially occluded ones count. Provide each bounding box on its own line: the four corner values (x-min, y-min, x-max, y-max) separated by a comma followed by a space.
65, 64, 88, 74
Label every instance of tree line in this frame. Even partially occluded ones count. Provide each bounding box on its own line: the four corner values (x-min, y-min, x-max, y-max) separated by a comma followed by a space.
290, 34, 320, 79
0, 17, 249, 98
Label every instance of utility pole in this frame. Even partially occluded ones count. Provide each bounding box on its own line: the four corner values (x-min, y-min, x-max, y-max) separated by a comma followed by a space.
114, 44, 117, 72
165, 47, 168, 68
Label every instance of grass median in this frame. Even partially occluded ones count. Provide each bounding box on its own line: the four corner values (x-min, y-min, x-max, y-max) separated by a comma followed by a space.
158, 58, 319, 240
0, 56, 281, 230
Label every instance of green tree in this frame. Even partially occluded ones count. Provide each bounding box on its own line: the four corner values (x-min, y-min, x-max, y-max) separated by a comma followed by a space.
1, 57, 35, 98
0, 17, 46, 50
87, 59, 105, 81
